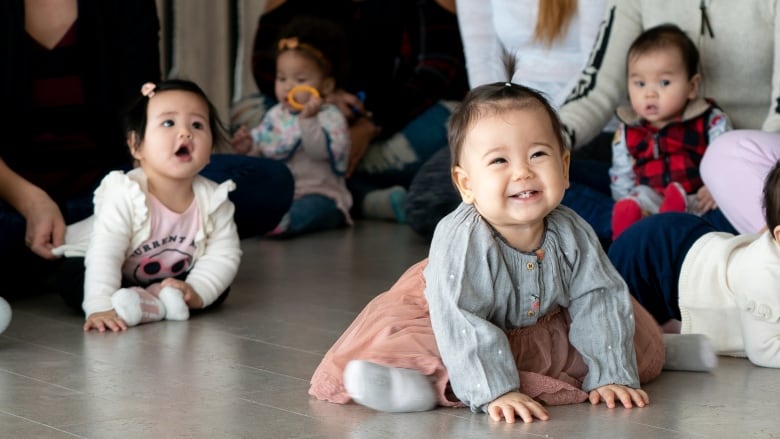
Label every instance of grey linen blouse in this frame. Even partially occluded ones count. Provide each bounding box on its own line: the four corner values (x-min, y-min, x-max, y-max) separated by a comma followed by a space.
423, 203, 639, 411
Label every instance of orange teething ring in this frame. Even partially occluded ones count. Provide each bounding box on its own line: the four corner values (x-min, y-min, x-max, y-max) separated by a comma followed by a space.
287, 85, 320, 110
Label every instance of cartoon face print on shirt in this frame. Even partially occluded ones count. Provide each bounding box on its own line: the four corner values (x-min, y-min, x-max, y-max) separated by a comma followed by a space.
131, 248, 193, 285
121, 190, 201, 287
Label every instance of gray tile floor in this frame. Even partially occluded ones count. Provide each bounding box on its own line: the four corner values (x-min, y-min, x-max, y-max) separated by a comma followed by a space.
1, 221, 778, 438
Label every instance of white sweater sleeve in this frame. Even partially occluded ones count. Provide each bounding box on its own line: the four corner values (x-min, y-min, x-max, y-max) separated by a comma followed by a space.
559, 0, 642, 148
82, 173, 141, 317
733, 241, 780, 368
455, 0, 503, 88
739, 309, 780, 368
184, 193, 241, 308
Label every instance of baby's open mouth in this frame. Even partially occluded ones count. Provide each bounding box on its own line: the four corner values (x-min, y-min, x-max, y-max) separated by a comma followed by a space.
175, 145, 192, 158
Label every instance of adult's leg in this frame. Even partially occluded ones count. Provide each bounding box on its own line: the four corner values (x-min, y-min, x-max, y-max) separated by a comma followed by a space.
52, 193, 108, 310
561, 180, 614, 249
0, 196, 92, 305
571, 131, 615, 165
0, 203, 37, 300
201, 154, 294, 239
355, 102, 453, 184
563, 158, 614, 247
568, 158, 612, 195
607, 213, 714, 325
701, 130, 780, 234
699, 208, 737, 234
284, 194, 346, 237
349, 102, 454, 216
405, 147, 461, 240
0, 201, 27, 258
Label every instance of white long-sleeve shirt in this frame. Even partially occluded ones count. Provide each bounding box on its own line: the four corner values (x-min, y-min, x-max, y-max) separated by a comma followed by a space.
456, 0, 607, 106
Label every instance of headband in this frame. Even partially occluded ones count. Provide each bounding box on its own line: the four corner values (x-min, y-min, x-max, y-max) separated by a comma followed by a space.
277, 37, 331, 72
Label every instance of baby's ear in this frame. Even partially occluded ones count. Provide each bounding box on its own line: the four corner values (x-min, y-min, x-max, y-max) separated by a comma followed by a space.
127, 132, 141, 158
688, 73, 702, 99
452, 166, 475, 204
561, 149, 571, 189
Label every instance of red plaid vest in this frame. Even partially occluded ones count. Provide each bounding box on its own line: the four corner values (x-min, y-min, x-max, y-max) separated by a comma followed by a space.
625, 101, 721, 195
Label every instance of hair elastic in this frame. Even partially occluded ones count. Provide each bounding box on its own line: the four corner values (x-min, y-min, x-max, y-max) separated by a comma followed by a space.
141, 82, 156, 98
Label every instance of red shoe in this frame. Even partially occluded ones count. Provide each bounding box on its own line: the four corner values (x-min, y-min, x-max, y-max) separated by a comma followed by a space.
612, 198, 643, 240
660, 182, 687, 213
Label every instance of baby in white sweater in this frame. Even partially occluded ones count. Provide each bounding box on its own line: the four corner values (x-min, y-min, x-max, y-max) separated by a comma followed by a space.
609, 160, 780, 368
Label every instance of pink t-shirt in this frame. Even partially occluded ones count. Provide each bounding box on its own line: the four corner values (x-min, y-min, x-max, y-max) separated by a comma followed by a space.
121, 194, 201, 286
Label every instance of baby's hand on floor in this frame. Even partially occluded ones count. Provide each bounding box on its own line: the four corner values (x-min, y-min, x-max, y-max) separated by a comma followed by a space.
84, 310, 128, 333
161, 278, 203, 309
487, 391, 549, 423
589, 384, 648, 408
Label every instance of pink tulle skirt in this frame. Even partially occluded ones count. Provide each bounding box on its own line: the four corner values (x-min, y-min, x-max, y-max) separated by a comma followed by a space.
309, 259, 664, 407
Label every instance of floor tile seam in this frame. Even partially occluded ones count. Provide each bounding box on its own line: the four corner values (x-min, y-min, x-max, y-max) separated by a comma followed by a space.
0, 409, 88, 438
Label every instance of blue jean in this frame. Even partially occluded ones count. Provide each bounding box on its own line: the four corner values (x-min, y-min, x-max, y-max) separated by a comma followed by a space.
200, 154, 294, 239
561, 159, 614, 246
607, 213, 715, 325
405, 146, 460, 240
561, 159, 737, 249
283, 194, 346, 237
348, 102, 453, 214
403, 146, 738, 248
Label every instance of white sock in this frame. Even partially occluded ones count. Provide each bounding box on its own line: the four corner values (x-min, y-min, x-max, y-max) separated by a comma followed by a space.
266, 213, 290, 237
159, 287, 190, 321
362, 186, 407, 223
343, 360, 437, 413
663, 333, 718, 372
0, 297, 11, 334
112, 288, 143, 326
112, 288, 166, 326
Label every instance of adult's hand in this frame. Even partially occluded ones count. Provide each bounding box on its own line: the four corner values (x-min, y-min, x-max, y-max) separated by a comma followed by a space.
20, 188, 66, 259
327, 89, 366, 123
0, 159, 65, 259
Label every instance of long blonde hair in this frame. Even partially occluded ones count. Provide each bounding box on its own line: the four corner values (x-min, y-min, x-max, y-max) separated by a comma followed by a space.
534, 0, 578, 47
